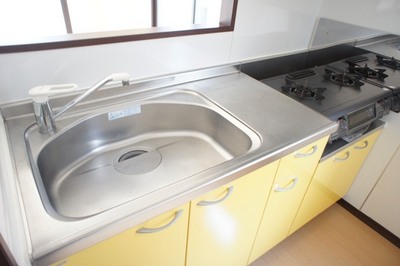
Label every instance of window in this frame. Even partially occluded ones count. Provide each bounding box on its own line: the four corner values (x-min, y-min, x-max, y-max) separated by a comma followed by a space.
0, 0, 66, 42
0, 0, 237, 53
67, 0, 152, 33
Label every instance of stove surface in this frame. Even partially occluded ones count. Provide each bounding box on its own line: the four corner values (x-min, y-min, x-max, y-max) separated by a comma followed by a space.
328, 53, 400, 93
262, 65, 392, 121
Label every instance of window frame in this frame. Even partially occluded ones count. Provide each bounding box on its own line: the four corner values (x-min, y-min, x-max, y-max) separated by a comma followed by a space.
0, 0, 237, 53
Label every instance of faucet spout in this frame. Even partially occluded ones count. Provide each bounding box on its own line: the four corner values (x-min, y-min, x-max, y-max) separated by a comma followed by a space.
29, 73, 130, 134
53, 73, 130, 119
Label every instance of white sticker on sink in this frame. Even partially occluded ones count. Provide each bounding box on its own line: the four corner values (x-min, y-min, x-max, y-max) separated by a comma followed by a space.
108, 106, 141, 121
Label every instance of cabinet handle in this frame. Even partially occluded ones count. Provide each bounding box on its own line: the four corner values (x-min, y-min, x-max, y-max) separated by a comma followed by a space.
333, 151, 350, 162
197, 186, 234, 206
354, 140, 369, 150
294, 145, 318, 158
274, 177, 299, 192
136, 209, 183, 234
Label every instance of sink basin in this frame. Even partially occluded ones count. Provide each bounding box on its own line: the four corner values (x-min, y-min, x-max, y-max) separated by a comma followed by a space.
25, 91, 261, 219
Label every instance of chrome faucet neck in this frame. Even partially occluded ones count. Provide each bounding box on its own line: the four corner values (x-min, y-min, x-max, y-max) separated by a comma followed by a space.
30, 73, 130, 134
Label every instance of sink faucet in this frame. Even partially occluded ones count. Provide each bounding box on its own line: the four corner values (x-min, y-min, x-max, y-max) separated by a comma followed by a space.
29, 73, 130, 134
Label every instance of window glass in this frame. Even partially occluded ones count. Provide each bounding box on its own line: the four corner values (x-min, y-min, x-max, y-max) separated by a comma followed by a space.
67, 0, 152, 34
0, 0, 236, 52
0, 0, 65, 44
194, 0, 222, 25
157, 0, 195, 27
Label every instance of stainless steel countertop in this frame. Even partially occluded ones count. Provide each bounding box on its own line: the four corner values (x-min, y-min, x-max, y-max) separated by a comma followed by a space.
0, 66, 337, 265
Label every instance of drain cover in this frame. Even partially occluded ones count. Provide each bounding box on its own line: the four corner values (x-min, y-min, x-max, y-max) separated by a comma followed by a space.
113, 148, 162, 175
118, 150, 148, 162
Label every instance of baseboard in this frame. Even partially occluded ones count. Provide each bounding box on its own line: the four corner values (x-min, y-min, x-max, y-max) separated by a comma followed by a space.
338, 199, 400, 248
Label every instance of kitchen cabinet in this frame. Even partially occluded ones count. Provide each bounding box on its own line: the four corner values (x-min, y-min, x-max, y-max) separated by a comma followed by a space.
248, 136, 329, 264
185, 160, 279, 266
51, 204, 189, 266
343, 113, 400, 238
290, 129, 382, 234
345, 113, 400, 209
47, 138, 332, 266
361, 144, 400, 238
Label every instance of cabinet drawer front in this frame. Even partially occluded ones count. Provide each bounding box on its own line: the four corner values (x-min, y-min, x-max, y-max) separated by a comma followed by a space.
248, 136, 329, 263
52, 204, 189, 266
187, 161, 279, 266
290, 129, 382, 234
251, 166, 314, 260
326, 130, 381, 199
276, 136, 329, 184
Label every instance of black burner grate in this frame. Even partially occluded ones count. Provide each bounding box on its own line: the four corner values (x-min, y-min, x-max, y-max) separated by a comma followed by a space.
281, 82, 326, 100
376, 55, 400, 70
324, 69, 364, 87
286, 69, 316, 79
346, 61, 388, 81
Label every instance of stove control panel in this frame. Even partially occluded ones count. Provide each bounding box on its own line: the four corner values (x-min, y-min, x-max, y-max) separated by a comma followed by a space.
390, 94, 400, 113
333, 99, 391, 143
376, 98, 392, 117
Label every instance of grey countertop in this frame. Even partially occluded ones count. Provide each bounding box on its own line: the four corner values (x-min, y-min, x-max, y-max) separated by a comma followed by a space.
0, 67, 337, 265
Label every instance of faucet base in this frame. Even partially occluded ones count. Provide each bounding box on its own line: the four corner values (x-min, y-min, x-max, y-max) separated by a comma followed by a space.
33, 101, 56, 134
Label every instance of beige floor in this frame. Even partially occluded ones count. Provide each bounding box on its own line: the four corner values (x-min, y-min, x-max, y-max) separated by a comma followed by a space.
250, 204, 400, 266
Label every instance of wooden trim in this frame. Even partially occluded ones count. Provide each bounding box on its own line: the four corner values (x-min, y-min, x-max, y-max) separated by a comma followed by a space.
0, 234, 17, 266
60, 0, 73, 34
151, 0, 157, 27
0, 25, 232, 53
0, 0, 238, 54
192, 0, 197, 25
220, 0, 238, 29
338, 199, 400, 248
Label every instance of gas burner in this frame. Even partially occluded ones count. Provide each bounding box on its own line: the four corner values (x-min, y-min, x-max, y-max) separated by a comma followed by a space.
281, 83, 326, 100
324, 69, 364, 87
346, 61, 388, 81
376, 55, 400, 70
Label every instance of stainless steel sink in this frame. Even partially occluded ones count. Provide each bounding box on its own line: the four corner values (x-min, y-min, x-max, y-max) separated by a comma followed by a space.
1, 68, 338, 263
25, 90, 261, 219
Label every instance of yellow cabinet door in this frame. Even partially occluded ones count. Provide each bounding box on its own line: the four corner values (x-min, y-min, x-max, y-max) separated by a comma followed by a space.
186, 161, 279, 266
290, 130, 381, 234
249, 136, 328, 263
52, 204, 189, 266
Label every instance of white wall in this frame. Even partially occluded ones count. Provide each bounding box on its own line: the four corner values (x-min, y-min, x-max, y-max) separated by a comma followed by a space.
318, 0, 400, 35
0, 33, 234, 104
0, 0, 324, 104
2, 0, 400, 104
230, 0, 323, 61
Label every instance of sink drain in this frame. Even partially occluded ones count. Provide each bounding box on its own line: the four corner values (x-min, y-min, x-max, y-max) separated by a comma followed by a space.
118, 150, 148, 162
114, 147, 162, 175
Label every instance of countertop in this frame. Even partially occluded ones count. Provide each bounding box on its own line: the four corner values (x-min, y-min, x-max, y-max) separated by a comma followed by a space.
0, 66, 337, 265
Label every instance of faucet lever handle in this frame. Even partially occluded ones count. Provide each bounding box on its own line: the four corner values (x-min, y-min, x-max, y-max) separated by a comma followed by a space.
29, 84, 78, 103
110, 73, 130, 82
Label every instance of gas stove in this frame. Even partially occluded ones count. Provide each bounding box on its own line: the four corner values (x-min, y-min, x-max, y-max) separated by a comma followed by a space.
376, 55, 400, 70
328, 53, 400, 112
262, 64, 392, 142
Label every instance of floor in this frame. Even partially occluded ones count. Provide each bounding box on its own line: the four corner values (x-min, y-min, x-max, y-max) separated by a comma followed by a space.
250, 204, 400, 266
